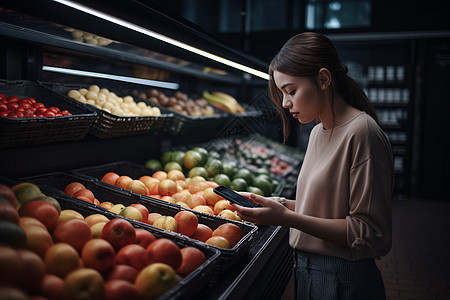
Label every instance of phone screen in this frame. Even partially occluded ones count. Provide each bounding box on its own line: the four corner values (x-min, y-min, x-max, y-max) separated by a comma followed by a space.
213, 185, 262, 208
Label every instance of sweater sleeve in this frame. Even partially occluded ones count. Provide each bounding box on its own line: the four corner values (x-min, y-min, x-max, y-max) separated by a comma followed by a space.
346, 158, 393, 260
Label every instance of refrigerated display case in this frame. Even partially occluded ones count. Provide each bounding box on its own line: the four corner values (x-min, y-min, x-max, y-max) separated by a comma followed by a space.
0, 1, 292, 299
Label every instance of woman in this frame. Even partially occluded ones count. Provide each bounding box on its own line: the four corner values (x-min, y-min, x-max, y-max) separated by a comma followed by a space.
234, 32, 393, 299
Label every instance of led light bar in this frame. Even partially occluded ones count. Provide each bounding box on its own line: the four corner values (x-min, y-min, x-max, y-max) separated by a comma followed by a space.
53, 0, 270, 80
42, 66, 180, 89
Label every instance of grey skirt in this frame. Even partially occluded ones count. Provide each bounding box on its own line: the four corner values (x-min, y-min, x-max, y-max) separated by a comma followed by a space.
293, 250, 386, 300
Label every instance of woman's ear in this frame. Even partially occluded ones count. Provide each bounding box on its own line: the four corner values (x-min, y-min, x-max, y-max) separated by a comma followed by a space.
318, 68, 332, 90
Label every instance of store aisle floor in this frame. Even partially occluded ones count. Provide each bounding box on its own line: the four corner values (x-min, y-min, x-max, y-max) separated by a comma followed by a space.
282, 198, 450, 300
376, 198, 450, 299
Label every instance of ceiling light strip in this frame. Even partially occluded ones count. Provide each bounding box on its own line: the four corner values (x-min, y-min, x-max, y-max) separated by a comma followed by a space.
42, 66, 179, 89
53, 0, 269, 80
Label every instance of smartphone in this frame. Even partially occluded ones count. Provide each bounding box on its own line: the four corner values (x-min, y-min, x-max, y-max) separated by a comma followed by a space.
213, 185, 262, 208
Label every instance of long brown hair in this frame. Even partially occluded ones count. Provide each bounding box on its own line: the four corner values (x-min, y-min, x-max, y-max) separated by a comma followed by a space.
269, 32, 378, 142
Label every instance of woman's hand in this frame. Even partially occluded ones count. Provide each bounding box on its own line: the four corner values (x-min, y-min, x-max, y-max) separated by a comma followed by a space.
233, 192, 289, 226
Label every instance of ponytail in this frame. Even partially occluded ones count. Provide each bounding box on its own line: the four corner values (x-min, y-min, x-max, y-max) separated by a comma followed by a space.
332, 63, 379, 124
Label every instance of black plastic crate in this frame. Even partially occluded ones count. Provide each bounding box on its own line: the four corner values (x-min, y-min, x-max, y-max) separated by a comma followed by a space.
47, 83, 174, 139
72, 160, 157, 183
24, 172, 258, 274
169, 109, 229, 136
0, 80, 97, 148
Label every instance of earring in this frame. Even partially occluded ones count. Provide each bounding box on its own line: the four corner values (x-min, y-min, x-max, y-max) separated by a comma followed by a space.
322, 85, 326, 89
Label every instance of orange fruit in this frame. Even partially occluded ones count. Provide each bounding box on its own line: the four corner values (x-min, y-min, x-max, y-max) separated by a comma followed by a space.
101, 172, 120, 186
152, 171, 167, 181
167, 170, 185, 181
202, 187, 224, 206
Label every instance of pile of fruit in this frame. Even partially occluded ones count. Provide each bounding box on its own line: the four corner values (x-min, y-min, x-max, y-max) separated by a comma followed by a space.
96, 169, 242, 221
201, 90, 246, 114
0, 94, 72, 118
136, 89, 215, 116
66, 85, 161, 117
63, 180, 244, 247
0, 182, 217, 300
227, 139, 296, 177
145, 146, 278, 197
64, 28, 114, 46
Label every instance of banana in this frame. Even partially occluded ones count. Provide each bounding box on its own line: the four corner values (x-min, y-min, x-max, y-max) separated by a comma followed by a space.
212, 91, 246, 113
202, 91, 237, 113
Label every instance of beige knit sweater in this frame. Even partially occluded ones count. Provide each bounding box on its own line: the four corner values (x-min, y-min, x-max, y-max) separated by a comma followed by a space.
289, 112, 394, 260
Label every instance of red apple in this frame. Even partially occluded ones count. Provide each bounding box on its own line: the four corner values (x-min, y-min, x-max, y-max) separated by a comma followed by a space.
147, 212, 162, 225
63, 268, 105, 300
20, 224, 54, 258
101, 218, 136, 251
0, 287, 29, 300
53, 218, 92, 254
19, 200, 59, 233
105, 265, 138, 283
44, 243, 80, 279
130, 204, 149, 223
116, 244, 147, 271
176, 247, 206, 277
206, 236, 232, 249
81, 239, 116, 274
190, 223, 213, 243
174, 210, 198, 237
126, 180, 149, 195
115, 176, 133, 189
64, 182, 85, 197
41, 274, 64, 300
214, 199, 235, 215
145, 238, 181, 270
0, 246, 24, 286
101, 172, 120, 186
0, 199, 19, 224
152, 215, 177, 232
0, 184, 18, 208
135, 263, 178, 300
105, 279, 140, 300
212, 223, 244, 248
17, 249, 46, 294
135, 228, 156, 249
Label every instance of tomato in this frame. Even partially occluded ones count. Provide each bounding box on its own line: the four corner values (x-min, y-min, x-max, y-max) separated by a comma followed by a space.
0, 111, 8, 117
34, 102, 45, 108
26, 98, 37, 104
8, 111, 24, 118
35, 107, 47, 115
44, 111, 56, 118
18, 99, 32, 108
0, 104, 7, 112
23, 108, 35, 117
7, 95, 19, 102
48, 106, 60, 113
14, 107, 25, 113
0, 94, 6, 101
61, 110, 71, 116
7, 102, 19, 110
